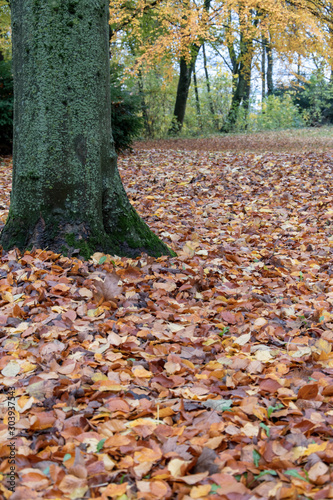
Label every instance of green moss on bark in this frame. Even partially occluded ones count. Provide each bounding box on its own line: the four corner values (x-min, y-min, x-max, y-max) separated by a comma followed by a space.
0, 0, 175, 259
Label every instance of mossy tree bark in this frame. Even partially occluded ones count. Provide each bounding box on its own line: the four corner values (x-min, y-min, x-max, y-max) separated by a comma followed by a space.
0, 0, 173, 258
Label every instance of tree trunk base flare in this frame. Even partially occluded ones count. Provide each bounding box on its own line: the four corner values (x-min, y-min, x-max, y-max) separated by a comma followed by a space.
1, 167, 174, 259
0, 0, 174, 260
0, 209, 174, 260
220, 106, 239, 133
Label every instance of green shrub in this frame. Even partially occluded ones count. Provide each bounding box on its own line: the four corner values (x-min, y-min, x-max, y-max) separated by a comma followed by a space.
254, 94, 304, 131
299, 73, 333, 126
274, 72, 333, 126
234, 94, 304, 132
110, 65, 143, 152
0, 59, 13, 154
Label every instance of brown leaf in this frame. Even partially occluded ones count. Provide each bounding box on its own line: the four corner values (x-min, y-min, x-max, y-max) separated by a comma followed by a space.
93, 272, 123, 302
220, 311, 237, 324
297, 384, 319, 400
192, 447, 219, 475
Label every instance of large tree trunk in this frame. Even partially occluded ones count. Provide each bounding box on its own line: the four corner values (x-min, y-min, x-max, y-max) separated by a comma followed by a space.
1, 0, 172, 258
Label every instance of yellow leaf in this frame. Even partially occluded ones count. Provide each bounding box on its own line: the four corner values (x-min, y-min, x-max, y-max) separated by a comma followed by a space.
303, 442, 328, 456
87, 307, 103, 317
132, 366, 152, 378
315, 338, 331, 354
255, 349, 273, 361
21, 361, 37, 373
203, 338, 217, 346
2, 291, 13, 302
168, 458, 190, 478
17, 396, 35, 413
79, 287, 93, 299
253, 406, 267, 421
98, 381, 126, 392
190, 484, 211, 498
91, 372, 108, 382
51, 306, 65, 313
234, 333, 251, 345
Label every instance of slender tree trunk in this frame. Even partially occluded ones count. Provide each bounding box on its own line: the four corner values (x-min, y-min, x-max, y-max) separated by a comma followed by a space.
202, 43, 219, 129
329, 27, 333, 84
202, 44, 214, 117
221, 38, 253, 133
243, 71, 251, 110
266, 42, 273, 95
169, 48, 200, 134
193, 63, 202, 128
221, 69, 250, 132
169, 0, 211, 134
138, 68, 152, 138
1, 0, 173, 258
261, 35, 266, 100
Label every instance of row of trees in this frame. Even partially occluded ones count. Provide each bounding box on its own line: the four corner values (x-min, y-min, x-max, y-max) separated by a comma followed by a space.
1, 0, 333, 152
108, 0, 333, 135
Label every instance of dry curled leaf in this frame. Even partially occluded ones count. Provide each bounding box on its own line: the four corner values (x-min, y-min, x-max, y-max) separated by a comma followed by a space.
92, 272, 123, 302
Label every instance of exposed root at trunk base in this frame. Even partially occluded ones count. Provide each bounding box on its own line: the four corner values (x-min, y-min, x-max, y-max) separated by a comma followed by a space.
0, 214, 175, 260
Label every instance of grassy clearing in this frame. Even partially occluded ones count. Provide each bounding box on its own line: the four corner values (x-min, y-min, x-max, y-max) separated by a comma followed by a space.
134, 126, 333, 153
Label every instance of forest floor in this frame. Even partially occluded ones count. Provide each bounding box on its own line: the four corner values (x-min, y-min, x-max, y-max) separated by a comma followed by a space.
1, 135, 333, 499
135, 126, 333, 153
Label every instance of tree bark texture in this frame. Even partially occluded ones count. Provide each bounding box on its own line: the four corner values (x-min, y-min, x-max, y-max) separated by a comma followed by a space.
202, 43, 218, 129
266, 42, 273, 95
169, 0, 211, 134
261, 35, 266, 100
138, 68, 152, 138
1, 0, 173, 258
192, 63, 202, 127
221, 36, 253, 133
169, 48, 200, 134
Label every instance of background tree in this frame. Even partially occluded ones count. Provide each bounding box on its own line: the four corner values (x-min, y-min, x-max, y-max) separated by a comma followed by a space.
221, 7, 258, 132
0, 58, 13, 154
168, 44, 201, 133
0, 0, 12, 153
0, 0, 173, 258
1, 0, 332, 150
0, 0, 11, 59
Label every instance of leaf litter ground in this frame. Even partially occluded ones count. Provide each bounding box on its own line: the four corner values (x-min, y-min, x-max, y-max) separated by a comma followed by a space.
1, 146, 333, 499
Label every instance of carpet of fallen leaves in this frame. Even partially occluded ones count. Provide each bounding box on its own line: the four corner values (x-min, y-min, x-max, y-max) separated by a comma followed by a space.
2, 146, 333, 500
134, 127, 333, 153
